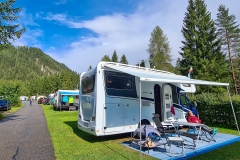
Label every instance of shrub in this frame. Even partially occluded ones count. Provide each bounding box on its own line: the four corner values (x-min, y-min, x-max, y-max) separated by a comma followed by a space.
189, 93, 240, 129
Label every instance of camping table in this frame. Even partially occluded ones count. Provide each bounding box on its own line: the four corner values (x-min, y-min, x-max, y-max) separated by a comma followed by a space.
172, 122, 205, 145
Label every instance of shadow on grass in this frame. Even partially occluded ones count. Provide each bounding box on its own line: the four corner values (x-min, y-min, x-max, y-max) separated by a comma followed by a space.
64, 120, 134, 160
64, 121, 132, 143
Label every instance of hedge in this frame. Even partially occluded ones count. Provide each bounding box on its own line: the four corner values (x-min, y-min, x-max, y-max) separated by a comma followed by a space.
189, 93, 240, 130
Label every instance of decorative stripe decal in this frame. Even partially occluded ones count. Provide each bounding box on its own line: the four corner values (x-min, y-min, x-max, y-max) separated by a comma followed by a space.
141, 97, 154, 102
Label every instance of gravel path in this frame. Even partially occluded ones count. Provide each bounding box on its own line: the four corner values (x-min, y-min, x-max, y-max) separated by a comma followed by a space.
0, 101, 56, 160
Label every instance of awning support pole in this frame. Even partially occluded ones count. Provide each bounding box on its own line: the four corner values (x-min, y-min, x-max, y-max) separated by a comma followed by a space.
227, 86, 240, 135
139, 81, 142, 160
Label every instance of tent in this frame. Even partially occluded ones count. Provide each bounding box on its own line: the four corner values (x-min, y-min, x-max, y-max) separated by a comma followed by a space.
103, 63, 239, 156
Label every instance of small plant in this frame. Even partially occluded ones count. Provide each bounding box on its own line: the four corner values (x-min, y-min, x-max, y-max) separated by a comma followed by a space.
0, 112, 6, 120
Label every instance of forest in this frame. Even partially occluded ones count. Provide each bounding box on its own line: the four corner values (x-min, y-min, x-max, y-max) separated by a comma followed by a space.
1, 0, 240, 107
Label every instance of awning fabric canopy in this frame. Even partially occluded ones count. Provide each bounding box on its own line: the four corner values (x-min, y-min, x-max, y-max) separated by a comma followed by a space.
103, 62, 239, 156
59, 90, 79, 95
104, 64, 229, 86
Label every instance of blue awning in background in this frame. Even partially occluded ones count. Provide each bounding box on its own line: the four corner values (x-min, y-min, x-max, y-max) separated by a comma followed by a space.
59, 90, 79, 95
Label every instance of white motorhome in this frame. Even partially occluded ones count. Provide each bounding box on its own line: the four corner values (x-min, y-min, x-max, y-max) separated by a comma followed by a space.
78, 62, 229, 136
54, 90, 79, 111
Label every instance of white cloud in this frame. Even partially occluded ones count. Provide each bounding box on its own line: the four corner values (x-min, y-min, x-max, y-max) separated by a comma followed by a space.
19, 8, 39, 26
42, 0, 240, 73
54, 0, 67, 5
12, 28, 44, 48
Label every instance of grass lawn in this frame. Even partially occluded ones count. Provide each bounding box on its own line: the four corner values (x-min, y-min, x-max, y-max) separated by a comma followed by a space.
42, 105, 240, 160
42, 105, 156, 160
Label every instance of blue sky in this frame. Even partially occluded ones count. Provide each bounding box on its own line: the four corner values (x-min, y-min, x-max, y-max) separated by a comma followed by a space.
13, 0, 240, 73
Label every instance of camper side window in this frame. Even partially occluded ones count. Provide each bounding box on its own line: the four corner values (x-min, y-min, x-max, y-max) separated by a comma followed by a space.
82, 76, 95, 94
106, 75, 132, 90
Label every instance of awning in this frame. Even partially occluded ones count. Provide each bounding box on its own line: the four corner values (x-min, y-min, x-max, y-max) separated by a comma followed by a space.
104, 63, 229, 86
103, 62, 239, 157
59, 90, 79, 95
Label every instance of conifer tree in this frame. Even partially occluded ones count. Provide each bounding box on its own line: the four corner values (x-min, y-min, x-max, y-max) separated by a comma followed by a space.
215, 4, 240, 95
147, 25, 174, 72
88, 65, 92, 71
101, 55, 111, 62
0, 0, 25, 50
120, 54, 128, 64
111, 50, 118, 62
179, 0, 229, 93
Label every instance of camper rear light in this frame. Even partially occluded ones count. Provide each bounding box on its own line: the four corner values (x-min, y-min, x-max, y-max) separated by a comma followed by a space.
91, 116, 96, 121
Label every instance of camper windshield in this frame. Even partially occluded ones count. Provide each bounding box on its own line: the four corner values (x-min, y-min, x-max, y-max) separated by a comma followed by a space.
180, 93, 190, 105
82, 76, 95, 94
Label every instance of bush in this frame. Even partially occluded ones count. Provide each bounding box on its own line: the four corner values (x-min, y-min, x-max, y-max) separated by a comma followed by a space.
0, 112, 4, 120
188, 93, 240, 129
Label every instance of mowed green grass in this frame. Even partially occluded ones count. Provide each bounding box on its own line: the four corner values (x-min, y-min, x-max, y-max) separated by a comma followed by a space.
189, 127, 240, 160
42, 105, 240, 160
42, 105, 156, 160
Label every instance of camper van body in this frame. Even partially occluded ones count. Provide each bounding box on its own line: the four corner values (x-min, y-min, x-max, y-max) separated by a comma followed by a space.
54, 90, 79, 110
77, 62, 199, 136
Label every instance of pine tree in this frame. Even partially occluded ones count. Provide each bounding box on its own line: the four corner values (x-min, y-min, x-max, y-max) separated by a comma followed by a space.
215, 4, 240, 95
120, 54, 128, 64
146, 25, 174, 72
0, 0, 25, 50
101, 55, 111, 62
88, 65, 92, 71
233, 55, 240, 94
111, 50, 118, 62
179, 0, 229, 93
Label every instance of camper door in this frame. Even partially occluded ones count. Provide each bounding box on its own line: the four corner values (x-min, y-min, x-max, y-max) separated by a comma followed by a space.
162, 84, 174, 122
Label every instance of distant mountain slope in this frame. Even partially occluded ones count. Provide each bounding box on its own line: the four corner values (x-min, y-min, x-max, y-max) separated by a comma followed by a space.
0, 45, 73, 81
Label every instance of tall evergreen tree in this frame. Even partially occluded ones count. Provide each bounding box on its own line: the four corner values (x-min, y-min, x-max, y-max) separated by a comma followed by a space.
179, 0, 229, 93
147, 25, 174, 72
233, 55, 240, 93
88, 65, 92, 71
0, 0, 25, 50
101, 55, 111, 62
174, 58, 182, 75
111, 50, 118, 62
120, 54, 128, 64
215, 4, 240, 95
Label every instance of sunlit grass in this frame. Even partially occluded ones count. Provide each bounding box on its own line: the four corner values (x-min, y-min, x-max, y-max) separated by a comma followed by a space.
42, 105, 240, 160
190, 141, 240, 160
42, 105, 156, 160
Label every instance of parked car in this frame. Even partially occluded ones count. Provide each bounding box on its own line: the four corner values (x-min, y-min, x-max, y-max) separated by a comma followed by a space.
38, 98, 44, 104
49, 98, 54, 105
43, 98, 50, 105
0, 100, 11, 111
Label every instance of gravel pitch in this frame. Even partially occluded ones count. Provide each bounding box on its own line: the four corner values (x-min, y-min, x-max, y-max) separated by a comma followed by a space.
0, 101, 56, 160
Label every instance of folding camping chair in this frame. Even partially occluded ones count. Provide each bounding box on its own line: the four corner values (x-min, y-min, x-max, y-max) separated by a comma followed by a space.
199, 128, 217, 142
152, 114, 176, 139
